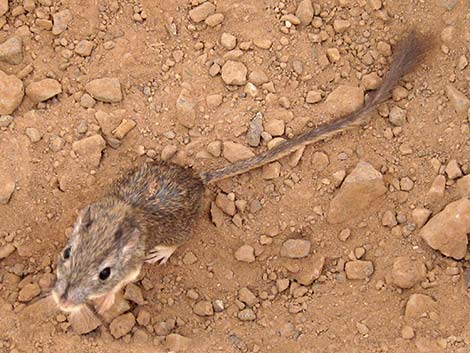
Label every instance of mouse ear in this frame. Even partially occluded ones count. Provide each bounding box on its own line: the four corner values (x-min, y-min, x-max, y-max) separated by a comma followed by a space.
74, 206, 92, 232
121, 227, 141, 256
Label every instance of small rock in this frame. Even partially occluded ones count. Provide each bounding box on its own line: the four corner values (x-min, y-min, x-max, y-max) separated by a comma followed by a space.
427, 175, 446, 199
26, 79, 61, 103
193, 301, 214, 316
221, 61, 247, 85
0, 115, 13, 127
69, 305, 101, 335
80, 93, 96, 108
326, 48, 341, 62
206, 94, 223, 108
361, 72, 381, 90
18, 283, 41, 302
389, 106, 406, 126
295, 0, 314, 25
136, 309, 151, 326
401, 325, 415, 339
161, 145, 178, 161
280, 239, 311, 259
446, 85, 470, 114
248, 70, 269, 85
189, 2, 216, 23
221, 33, 236, 50
412, 208, 432, 228
205, 13, 224, 27
324, 85, 364, 117
0, 37, 23, 65
382, 210, 397, 227
72, 134, 106, 167
74, 40, 94, 57
109, 313, 136, 339
420, 197, 470, 260
216, 193, 236, 216
356, 322, 369, 335
166, 334, 192, 352
0, 70, 24, 115
124, 283, 145, 305
238, 287, 258, 307
182, 251, 198, 265
235, 244, 255, 263
52, 9, 72, 35
254, 39, 272, 49
207, 140, 222, 157
377, 41, 392, 56
238, 308, 256, 321
210, 202, 224, 227
113, 119, 136, 139
0, 0, 7, 16
176, 88, 197, 128
391, 256, 426, 289
223, 141, 254, 163
445, 159, 462, 179
25, 127, 42, 142
457, 175, 470, 197
306, 90, 322, 104
264, 119, 284, 136
262, 162, 281, 180
345, 260, 374, 280
85, 78, 122, 103
311, 151, 329, 171
333, 19, 350, 33
400, 177, 414, 191
0, 179, 15, 205
0, 243, 15, 258
327, 161, 386, 224
294, 255, 325, 285
246, 112, 263, 147
212, 299, 224, 312
404, 293, 436, 320
100, 295, 131, 323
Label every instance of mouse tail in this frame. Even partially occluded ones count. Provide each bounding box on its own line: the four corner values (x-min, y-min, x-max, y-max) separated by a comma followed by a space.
201, 30, 429, 185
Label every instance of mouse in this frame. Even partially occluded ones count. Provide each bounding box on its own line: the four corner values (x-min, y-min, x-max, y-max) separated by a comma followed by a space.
52, 30, 428, 314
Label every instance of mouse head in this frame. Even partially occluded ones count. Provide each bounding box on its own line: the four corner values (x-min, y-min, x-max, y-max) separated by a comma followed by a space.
52, 198, 146, 313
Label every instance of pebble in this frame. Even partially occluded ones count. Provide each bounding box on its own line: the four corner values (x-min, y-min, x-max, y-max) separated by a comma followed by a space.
401, 325, 415, 339
427, 175, 446, 199
457, 175, 470, 197
0, 0, 7, 16
333, 19, 350, 33
361, 72, 381, 90
356, 322, 369, 335
74, 40, 94, 57
85, 77, 122, 103
238, 308, 256, 321
327, 161, 386, 224
326, 48, 341, 62
213, 299, 224, 312
445, 159, 462, 179
221, 61, 247, 85
420, 197, 470, 260
324, 85, 364, 117
72, 134, 106, 167
404, 293, 436, 320
0, 70, 24, 115
189, 2, 216, 23
161, 145, 178, 161
377, 41, 392, 56
295, 0, 314, 25
207, 140, 222, 157
124, 283, 145, 305
221, 33, 236, 50
400, 177, 414, 191
206, 94, 223, 108
0, 179, 15, 205
306, 90, 322, 104
295, 255, 325, 285
382, 210, 397, 227
311, 151, 329, 171
205, 13, 224, 27
235, 244, 255, 263
388, 106, 406, 126
0, 243, 15, 258
52, 9, 72, 35
0, 36, 23, 65
412, 208, 432, 228
182, 251, 198, 265
18, 283, 41, 302
193, 301, 214, 316
446, 85, 469, 114
239, 287, 258, 307
166, 334, 192, 352
223, 141, 254, 163
113, 119, 136, 139
210, 202, 224, 227
25, 127, 42, 142
26, 79, 61, 103
246, 112, 263, 147
0, 115, 13, 127
248, 70, 269, 85
280, 239, 311, 259
80, 93, 96, 108
253, 39, 272, 49
216, 193, 236, 216
264, 119, 284, 137
345, 260, 374, 280
69, 305, 101, 335
391, 256, 426, 289
176, 88, 196, 128
262, 161, 281, 179
109, 313, 136, 339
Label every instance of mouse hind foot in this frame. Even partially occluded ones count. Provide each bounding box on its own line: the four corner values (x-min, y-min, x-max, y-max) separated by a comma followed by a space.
145, 245, 178, 265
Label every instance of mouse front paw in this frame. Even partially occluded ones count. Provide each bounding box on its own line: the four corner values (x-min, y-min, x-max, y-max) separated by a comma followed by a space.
145, 245, 178, 265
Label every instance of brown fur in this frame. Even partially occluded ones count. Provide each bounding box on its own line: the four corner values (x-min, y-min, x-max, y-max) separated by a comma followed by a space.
53, 30, 428, 312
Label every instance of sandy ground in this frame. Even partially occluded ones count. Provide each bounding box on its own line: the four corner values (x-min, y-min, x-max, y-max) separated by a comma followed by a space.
0, 0, 470, 352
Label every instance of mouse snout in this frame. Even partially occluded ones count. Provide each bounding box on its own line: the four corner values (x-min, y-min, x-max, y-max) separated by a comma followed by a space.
52, 281, 86, 312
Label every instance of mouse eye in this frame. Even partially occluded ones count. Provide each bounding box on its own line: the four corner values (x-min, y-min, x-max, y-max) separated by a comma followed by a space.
63, 247, 71, 259
99, 267, 111, 280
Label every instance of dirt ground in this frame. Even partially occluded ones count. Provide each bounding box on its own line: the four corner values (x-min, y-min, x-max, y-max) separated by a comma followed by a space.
0, 0, 470, 352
